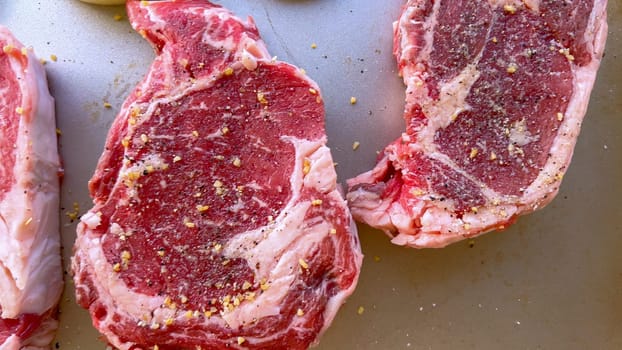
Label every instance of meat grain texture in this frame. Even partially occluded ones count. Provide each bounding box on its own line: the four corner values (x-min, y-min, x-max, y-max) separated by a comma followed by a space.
347, 0, 608, 248
72, 1, 362, 349
0, 26, 62, 349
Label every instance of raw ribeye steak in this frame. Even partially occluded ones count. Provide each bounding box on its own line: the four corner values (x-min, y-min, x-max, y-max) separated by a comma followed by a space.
72, 1, 362, 349
0, 26, 62, 349
347, 0, 608, 248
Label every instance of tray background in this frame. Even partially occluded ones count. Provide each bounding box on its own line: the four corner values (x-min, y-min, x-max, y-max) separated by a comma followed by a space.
1, 1, 620, 349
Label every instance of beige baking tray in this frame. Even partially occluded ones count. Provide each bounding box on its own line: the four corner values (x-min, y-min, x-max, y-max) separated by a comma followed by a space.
0, 0, 620, 349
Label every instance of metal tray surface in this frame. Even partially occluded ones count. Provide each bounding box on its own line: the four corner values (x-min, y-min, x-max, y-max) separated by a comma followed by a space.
1, 1, 621, 349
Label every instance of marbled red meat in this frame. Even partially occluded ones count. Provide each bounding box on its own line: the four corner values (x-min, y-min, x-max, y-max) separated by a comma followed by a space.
348, 0, 608, 248
72, 1, 361, 349
0, 26, 62, 349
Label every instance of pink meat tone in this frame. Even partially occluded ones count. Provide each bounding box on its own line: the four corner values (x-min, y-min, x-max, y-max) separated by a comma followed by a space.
72, 1, 362, 349
347, 0, 608, 248
0, 26, 62, 349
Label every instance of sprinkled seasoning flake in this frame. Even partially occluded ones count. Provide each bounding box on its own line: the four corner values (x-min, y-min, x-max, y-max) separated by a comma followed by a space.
128, 107, 141, 125
329, 228, 337, 235
308, 88, 318, 95
352, 141, 360, 150
113, 13, 123, 21
506, 63, 518, 74
123, 170, 141, 187
410, 188, 426, 196
196, 204, 210, 212
298, 258, 309, 270
469, 148, 479, 159
302, 158, 311, 175
237, 337, 246, 345
2, 44, 13, 53
163, 296, 177, 310
310, 43, 317, 49
223, 67, 234, 76
120, 250, 131, 269
213, 243, 223, 253
350, 96, 357, 105
557, 112, 565, 121
232, 157, 242, 167
65, 202, 81, 222
15, 106, 23, 115
311, 199, 323, 206
260, 279, 270, 291
242, 281, 252, 290
50, 54, 57, 62
131, 106, 141, 117
503, 4, 517, 14
559, 48, 575, 61
257, 91, 268, 105
104, 102, 112, 109
297, 309, 305, 316
173, 155, 182, 163
183, 218, 196, 228
357, 306, 365, 315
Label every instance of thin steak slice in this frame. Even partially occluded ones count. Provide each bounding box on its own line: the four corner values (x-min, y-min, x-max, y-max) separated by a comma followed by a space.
347, 0, 608, 248
0, 26, 62, 349
72, 1, 362, 349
